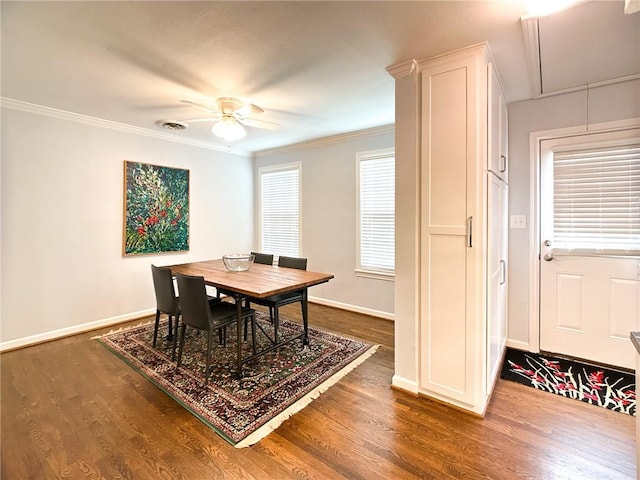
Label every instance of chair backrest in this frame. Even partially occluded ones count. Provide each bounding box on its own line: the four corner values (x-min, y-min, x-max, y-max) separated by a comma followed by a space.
251, 251, 274, 265
278, 256, 307, 270
151, 265, 179, 314
175, 273, 211, 331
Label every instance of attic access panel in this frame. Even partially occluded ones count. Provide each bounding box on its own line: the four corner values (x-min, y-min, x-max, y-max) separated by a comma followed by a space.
538, 1, 640, 94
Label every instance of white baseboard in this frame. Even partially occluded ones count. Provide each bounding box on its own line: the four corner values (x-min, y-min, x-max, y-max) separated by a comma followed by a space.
308, 296, 395, 321
0, 308, 156, 352
505, 339, 532, 352
391, 374, 419, 394
1, 298, 394, 353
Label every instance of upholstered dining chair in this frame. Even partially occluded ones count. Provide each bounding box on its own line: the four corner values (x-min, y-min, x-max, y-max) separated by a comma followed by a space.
247, 256, 307, 344
175, 273, 256, 385
215, 252, 273, 303
151, 264, 181, 351
250, 251, 274, 266
151, 264, 220, 360
237, 251, 276, 339
214, 251, 275, 340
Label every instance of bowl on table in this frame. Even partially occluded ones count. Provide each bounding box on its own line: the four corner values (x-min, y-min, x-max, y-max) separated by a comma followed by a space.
222, 254, 255, 272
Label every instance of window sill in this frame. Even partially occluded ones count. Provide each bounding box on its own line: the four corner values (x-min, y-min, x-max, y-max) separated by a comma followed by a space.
354, 269, 395, 281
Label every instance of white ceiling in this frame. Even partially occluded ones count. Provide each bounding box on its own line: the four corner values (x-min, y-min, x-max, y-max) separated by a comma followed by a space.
538, 0, 640, 93
2, 1, 638, 154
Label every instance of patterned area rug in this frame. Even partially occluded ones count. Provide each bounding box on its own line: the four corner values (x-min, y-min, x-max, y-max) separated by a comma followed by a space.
94, 312, 378, 447
500, 348, 636, 416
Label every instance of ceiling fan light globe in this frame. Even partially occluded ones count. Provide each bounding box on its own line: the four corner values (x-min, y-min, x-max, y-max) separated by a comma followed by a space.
211, 116, 246, 142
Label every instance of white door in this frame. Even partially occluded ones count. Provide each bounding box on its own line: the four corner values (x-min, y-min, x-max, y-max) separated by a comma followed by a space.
540, 128, 640, 369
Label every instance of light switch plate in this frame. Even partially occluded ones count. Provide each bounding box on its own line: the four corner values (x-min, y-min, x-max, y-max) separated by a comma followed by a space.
510, 214, 527, 229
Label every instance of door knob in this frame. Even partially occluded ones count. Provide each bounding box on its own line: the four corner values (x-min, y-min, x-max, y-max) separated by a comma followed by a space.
543, 253, 553, 261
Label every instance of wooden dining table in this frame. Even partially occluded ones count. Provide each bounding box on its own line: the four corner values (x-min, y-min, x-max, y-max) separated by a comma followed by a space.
166, 258, 334, 378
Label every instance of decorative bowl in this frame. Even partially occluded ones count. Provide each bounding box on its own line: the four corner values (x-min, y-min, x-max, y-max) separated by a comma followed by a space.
222, 254, 255, 272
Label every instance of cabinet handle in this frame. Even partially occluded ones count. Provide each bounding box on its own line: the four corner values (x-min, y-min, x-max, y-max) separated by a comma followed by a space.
500, 260, 506, 285
500, 155, 507, 173
466, 216, 473, 248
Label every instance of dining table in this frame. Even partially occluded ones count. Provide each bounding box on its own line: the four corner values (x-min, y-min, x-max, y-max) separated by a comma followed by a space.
167, 258, 334, 378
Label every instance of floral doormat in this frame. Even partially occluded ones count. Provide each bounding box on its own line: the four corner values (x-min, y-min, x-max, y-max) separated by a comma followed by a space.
500, 348, 635, 416
94, 312, 378, 447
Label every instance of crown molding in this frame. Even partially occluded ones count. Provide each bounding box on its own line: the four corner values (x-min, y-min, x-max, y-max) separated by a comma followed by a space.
0, 97, 251, 158
386, 59, 417, 79
253, 124, 395, 158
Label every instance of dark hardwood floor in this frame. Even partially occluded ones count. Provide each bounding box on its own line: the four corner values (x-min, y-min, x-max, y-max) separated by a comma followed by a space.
2, 303, 635, 479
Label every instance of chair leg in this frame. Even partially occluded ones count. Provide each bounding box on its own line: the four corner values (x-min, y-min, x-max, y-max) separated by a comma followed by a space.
171, 315, 180, 361
152, 310, 161, 347
218, 326, 227, 347
205, 329, 213, 386
176, 324, 187, 368
250, 314, 257, 355
167, 315, 174, 341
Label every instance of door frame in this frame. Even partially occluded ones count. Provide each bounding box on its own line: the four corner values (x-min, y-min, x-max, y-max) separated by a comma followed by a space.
527, 117, 640, 354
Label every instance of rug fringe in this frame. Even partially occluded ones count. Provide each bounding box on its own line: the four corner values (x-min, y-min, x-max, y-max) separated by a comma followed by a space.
90, 319, 156, 340
234, 344, 380, 448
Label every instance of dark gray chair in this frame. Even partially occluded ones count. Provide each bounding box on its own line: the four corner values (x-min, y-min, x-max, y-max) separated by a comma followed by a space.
251, 251, 274, 265
175, 273, 256, 385
248, 256, 307, 344
216, 252, 272, 302
151, 264, 220, 360
151, 264, 181, 351
216, 252, 275, 340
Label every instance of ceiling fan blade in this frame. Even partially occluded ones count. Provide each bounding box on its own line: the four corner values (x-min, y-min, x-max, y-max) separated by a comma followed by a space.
235, 103, 264, 117
179, 116, 221, 123
180, 99, 219, 114
238, 117, 280, 131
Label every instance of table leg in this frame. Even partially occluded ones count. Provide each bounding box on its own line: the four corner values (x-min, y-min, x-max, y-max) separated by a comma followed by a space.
235, 294, 243, 379
302, 288, 309, 346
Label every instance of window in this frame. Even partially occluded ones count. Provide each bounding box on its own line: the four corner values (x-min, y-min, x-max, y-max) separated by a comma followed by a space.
553, 142, 640, 254
356, 148, 395, 278
259, 163, 301, 257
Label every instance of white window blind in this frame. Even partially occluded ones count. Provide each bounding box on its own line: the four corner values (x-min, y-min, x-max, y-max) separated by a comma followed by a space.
259, 164, 300, 257
553, 143, 640, 253
358, 150, 395, 274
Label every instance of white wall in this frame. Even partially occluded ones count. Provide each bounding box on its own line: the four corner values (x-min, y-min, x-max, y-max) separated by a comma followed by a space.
253, 127, 395, 319
391, 71, 420, 391
1, 107, 254, 348
507, 78, 640, 347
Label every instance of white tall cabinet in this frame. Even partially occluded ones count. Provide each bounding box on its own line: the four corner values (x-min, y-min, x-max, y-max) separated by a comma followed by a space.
389, 43, 508, 415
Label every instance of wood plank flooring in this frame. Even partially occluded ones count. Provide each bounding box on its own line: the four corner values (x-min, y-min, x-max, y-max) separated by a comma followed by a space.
2, 303, 635, 479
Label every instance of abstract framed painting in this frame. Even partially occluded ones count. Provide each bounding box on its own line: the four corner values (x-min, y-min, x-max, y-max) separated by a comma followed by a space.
123, 161, 189, 256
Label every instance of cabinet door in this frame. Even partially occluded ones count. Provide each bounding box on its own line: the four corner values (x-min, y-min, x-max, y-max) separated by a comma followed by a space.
419, 54, 479, 404
488, 64, 508, 182
487, 174, 508, 391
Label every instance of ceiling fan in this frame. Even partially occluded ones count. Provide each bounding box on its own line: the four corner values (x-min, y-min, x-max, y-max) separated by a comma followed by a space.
173, 97, 279, 142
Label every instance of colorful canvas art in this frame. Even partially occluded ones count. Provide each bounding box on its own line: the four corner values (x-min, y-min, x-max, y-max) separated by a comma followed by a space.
123, 161, 189, 255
